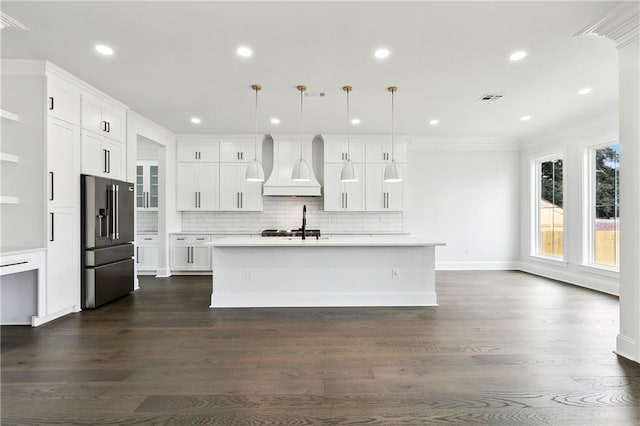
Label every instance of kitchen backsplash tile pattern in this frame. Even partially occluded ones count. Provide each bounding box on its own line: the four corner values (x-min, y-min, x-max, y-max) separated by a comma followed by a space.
182, 197, 403, 233
137, 210, 158, 233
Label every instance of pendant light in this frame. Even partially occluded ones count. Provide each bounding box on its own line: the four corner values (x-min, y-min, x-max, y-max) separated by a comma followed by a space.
340, 86, 357, 182
291, 85, 311, 182
384, 86, 403, 182
245, 84, 265, 182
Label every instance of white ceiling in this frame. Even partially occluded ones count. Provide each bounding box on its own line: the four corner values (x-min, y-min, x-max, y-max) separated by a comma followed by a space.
1, 1, 619, 141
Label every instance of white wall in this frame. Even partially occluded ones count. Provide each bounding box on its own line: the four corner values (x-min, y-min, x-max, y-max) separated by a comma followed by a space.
519, 108, 619, 295
405, 139, 520, 270
127, 111, 176, 278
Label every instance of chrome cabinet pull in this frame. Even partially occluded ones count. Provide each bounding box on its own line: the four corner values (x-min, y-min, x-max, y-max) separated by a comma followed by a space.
136, 247, 140, 263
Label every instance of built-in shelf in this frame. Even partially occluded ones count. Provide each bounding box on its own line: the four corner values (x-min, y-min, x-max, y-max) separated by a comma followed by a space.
0, 152, 20, 163
0, 110, 20, 122
0, 196, 20, 205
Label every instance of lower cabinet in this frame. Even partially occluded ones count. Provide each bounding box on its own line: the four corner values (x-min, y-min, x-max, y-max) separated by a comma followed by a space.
47, 209, 80, 314
170, 234, 211, 272
136, 234, 158, 273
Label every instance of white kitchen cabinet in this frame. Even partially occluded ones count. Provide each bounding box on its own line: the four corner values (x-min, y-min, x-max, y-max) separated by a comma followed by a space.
219, 140, 258, 163
323, 163, 365, 211
219, 163, 263, 211
324, 142, 365, 163
48, 117, 80, 209
81, 94, 126, 143
365, 142, 407, 163
47, 209, 79, 314
136, 161, 159, 210
81, 131, 124, 180
136, 234, 158, 272
177, 139, 219, 162
176, 163, 219, 211
170, 234, 211, 272
47, 77, 80, 125
365, 163, 404, 211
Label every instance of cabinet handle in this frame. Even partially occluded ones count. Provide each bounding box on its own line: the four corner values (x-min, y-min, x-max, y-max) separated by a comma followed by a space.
49, 96, 54, 110
107, 121, 111, 133
49, 171, 54, 201
240, 192, 243, 208
136, 247, 140, 263
345, 193, 348, 209
49, 212, 54, 242
195, 192, 198, 208
102, 120, 108, 132
103, 149, 109, 173
198, 192, 201, 208
241, 152, 244, 160
195, 151, 198, 160
107, 150, 111, 173
341, 192, 344, 209
198, 151, 202, 160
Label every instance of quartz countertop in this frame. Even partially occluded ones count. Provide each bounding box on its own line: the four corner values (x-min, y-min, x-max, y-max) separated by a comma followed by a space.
205, 235, 444, 247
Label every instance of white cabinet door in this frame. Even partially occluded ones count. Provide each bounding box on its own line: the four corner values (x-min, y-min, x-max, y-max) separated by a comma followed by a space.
81, 131, 105, 176
136, 245, 158, 271
220, 141, 254, 162
191, 246, 211, 270
177, 140, 219, 162
198, 164, 220, 211
365, 142, 406, 163
239, 165, 263, 211
104, 139, 123, 180
324, 142, 365, 163
81, 94, 126, 143
170, 246, 190, 270
47, 210, 78, 314
136, 162, 159, 210
365, 164, 404, 211
177, 163, 199, 210
48, 118, 79, 208
220, 163, 263, 211
323, 163, 365, 211
47, 78, 80, 125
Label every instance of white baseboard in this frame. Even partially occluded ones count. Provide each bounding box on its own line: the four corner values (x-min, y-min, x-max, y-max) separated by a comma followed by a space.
32, 305, 77, 327
436, 261, 519, 270
519, 262, 619, 296
615, 334, 637, 362
155, 267, 172, 277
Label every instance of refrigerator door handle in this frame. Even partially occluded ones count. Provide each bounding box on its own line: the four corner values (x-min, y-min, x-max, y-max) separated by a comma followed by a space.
115, 184, 119, 239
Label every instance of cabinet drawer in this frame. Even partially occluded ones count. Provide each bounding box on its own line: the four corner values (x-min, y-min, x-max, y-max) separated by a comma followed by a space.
137, 235, 158, 245
171, 235, 211, 245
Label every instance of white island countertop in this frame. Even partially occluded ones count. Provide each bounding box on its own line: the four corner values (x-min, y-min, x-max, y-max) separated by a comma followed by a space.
205, 235, 445, 247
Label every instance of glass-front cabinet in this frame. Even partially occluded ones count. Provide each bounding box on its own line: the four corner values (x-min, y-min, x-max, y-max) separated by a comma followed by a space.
136, 160, 159, 210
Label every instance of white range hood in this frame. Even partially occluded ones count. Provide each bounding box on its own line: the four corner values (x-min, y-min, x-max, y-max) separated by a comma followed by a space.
263, 137, 321, 196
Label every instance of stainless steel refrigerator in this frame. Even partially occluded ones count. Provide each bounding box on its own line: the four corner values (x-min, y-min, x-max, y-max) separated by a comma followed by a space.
81, 175, 135, 309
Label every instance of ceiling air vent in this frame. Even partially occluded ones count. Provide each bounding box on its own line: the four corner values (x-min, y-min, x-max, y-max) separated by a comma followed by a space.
478, 94, 504, 101
0, 12, 30, 30
304, 91, 326, 97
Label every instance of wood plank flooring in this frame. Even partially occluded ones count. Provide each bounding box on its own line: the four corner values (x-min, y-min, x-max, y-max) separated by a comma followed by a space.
2, 271, 640, 425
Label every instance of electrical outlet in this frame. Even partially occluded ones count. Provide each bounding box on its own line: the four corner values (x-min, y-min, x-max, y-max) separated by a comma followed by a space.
391, 269, 399, 279
466, 248, 471, 256
245, 270, 254, 280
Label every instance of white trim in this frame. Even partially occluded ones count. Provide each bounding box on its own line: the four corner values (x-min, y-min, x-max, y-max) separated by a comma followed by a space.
0, 196, 19, 204
615, 334, 637, 362
576, 263, 619, 278
574, 1, 640, 49
527, 255, 569, 268
435, 261, 519, 271
409, 137, 518, 152
155, 267, 172, 278
519, 262, 618, 296
32, 306, 78, 327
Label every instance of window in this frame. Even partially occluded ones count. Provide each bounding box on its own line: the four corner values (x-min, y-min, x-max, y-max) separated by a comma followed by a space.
590, 143, 620, 268
535, 157, 564, 258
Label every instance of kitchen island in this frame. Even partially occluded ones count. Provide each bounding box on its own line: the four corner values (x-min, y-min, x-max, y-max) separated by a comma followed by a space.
205, 236, 444, 308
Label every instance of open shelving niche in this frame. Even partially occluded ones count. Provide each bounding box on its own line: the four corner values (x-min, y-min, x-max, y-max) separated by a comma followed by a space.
1, 109, 21, 204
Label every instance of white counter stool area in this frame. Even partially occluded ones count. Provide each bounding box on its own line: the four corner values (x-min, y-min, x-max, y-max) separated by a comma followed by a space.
206, 236, 444, 308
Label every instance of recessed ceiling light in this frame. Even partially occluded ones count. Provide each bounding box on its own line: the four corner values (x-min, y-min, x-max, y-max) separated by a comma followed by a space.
236, 46, 252, 57
374, 48, 390, 59
190, 117, 201, 124
429, 119, 439, 126
520, 115, 531, 121
95, 44, 114, 56
351, 118, 360, 125
509, 51, 527, 61
577, 87, 592, 95
270, 117, 280, 125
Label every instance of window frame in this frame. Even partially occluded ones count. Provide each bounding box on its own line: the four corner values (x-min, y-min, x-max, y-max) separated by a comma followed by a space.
583, 140, 620, 271
531, 153, 566, 261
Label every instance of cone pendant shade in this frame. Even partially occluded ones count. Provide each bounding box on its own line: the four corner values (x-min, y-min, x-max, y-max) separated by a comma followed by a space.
292, 158, 311, 182
340, 159, 357, 182
384, 160, 403, 182
246, 159, 265, 182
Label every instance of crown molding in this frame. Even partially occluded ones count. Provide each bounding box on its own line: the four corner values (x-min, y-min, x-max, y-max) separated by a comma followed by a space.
575, 1, 640, 49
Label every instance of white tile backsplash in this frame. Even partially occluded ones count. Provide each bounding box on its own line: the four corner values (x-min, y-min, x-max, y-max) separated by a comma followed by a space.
182, 197, 403, 234
137, 210, 158, 233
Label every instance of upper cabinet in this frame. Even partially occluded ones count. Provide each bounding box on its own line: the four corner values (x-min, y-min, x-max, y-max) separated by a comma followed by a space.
81, 94, 126, 143
365, 142, 407, 163
220, 140, 259, 163
324, 141, 365, 163
47, 77, 80, 126
177, 138, 219, 162
81, 131, 124, 180
219, 163, 263, 211
136, 161, 159, 210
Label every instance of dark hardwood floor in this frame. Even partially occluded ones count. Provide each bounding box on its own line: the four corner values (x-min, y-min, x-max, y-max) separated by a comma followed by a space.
2, 271, 640, 425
